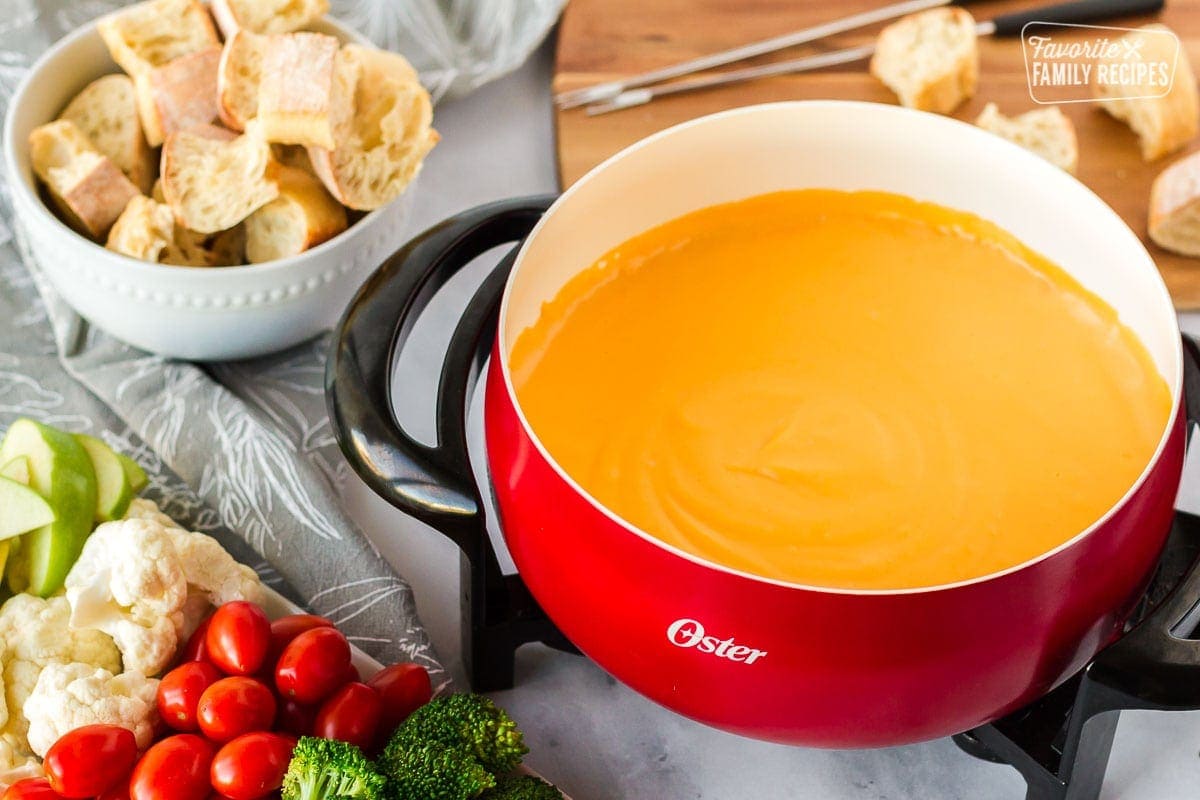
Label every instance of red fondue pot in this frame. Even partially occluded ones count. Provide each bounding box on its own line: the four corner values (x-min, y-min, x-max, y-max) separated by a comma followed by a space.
328, 102, 1185, 746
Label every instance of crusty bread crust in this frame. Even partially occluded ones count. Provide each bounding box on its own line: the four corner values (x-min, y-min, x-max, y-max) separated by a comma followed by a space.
160, 121, 280, 234
245, 164, 347, 262
1149, 150, 1200, 256
869, 7, 978, 114
975, 103, 1079, 173
97, 0, 218, 77
58, 74, 156, 193
107, 194, 246, 266
211, 0, 330, 38
306, 46, 438, 211
1094, 24, 1199, 161
29, 120, 141, 240
137, 46, 221, 147
257, 33, 352, 150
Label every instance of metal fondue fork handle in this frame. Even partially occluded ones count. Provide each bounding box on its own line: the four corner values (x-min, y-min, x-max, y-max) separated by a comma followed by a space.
555, 0, 954, 110
583, 0, 1167, 116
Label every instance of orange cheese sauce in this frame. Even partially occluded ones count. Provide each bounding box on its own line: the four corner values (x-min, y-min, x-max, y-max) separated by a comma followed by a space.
509, 190, 1171, 590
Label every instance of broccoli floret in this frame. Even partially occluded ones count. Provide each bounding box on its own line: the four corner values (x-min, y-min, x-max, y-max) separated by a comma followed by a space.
379, 742, 496, 800
480, 774, 564, 800
388, 694, 529, 774
281, 737, 387, 800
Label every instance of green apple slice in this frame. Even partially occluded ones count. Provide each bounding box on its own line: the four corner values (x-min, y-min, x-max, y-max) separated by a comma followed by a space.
0, 456, 30, 485
74, 434, 133, 522
0, 419, 97, 597
0, 475, 56, 540
116, 452, 149, 493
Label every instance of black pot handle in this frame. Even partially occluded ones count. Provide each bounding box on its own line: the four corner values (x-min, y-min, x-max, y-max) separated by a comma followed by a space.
326, 195, 556, 550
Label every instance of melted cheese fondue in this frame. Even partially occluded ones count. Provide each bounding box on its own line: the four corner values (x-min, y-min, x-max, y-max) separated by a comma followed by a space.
509, 190, 1171, 589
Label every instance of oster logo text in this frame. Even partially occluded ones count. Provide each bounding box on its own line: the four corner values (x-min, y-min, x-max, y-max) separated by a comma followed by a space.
666, 618, 767, 664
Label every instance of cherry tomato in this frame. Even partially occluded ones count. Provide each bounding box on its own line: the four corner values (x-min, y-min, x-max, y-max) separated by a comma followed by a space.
197, 677, 277, 742
274, 627, 351, 705
96, 779, 130, 800
43, 724, 137, 798
158, 662, 224, 732
367, 662, 432, 734
2, 778, 67, 800
269, 615, 333, 654
342, 661, 361, 685
181, 617, 213, 663
206, 602, 271, 676
276, 699, 318, 737
129, 735, 213, 800
209, 733, 294, 800
313, 683, 381, 751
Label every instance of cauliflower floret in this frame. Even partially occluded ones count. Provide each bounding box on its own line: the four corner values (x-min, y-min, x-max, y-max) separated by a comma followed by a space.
68, 505, 264, 676
24, 662, 159, 757
64, 518, 188, 676
0, 733, 42, 792
127, 500, 263, 607
166, 529, 264, 607
0, 595, 120, 744
123, 497, 177, 529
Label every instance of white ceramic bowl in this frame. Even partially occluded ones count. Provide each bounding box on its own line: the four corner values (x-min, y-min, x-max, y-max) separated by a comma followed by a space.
3, 17, 414, 361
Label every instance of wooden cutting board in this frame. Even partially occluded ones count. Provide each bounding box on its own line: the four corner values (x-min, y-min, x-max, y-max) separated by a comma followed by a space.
553, 0, 1200, 309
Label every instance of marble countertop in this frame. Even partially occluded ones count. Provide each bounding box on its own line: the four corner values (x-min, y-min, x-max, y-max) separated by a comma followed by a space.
339, 38, 1200, 800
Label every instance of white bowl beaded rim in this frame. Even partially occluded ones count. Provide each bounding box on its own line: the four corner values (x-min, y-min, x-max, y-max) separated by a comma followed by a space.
2, 15, 417, 361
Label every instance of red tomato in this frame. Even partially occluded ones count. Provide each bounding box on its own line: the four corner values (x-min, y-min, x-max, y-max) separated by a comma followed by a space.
2, 779, 67, 800
313, 683, 381, 751
209, 733, 294, 800
129, 735, 213, 800
276, 699, 318, 737
43, 725, 137, 798
367, 662, 432, 734
181, 617, 213, 663
341, 661, 361, 685
274, 628, 351, 705
206, 602, 271, 676
158, 662, 224, 732
96, 779, 130, 800
197, 677, 277, 742
269, 615, 333, 654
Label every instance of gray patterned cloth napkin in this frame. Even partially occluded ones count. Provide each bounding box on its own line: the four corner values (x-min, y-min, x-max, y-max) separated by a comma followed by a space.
0, 0, 563, 686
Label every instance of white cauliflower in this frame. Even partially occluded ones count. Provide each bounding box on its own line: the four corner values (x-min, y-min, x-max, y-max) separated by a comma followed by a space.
0, 733, 42, 793
127, 499, 264, 607
24, 662, 159, 757
65, 502, 264, 675
0, 595, 120, 745
64, 518, 188, 676
167, 529, 264, 608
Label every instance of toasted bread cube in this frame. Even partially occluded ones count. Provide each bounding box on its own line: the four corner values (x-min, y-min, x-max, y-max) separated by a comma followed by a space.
975, 103, 1078, 174
210, 0, 329, 38
257, 33, 355, 150
136, 46, 222, 147
97, 0, 218, 77
307, 46, 437, 211
29, 120, 141, 240
58, 74, 156, 194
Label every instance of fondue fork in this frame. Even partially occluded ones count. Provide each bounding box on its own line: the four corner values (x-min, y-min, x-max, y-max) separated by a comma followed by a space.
580, 0, 1166, 116
555, 0, 954, 109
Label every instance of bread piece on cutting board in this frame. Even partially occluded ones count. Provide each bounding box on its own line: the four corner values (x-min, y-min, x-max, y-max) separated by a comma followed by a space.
1148, 150, 1200, 256
869, 7, 978, 114
160, 121, 279, 234
136, 46, 222, 147
975, 103, 1078, 173
210, 0, 330, 38
97, 0, 218, 77
307, 45, 438, 211
29, 120, 141, 240
257, 32, 355, 150
58, 74, 155, 194
218, 30, 266, 131
244, 164, 347, 262
1093, 24, 1199, 161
